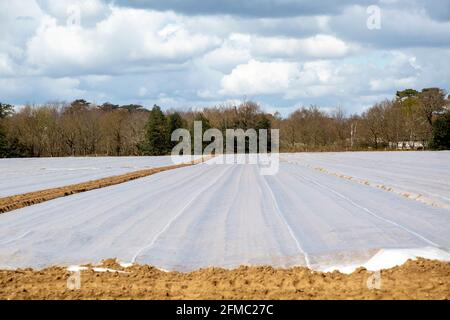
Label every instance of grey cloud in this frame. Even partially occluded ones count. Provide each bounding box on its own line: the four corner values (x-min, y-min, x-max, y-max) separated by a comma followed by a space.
111, 0, 374, 17
416, 0, 450, 22
35, 0, 112, 27
111, 0, 450, 24
329, 6, 450, 49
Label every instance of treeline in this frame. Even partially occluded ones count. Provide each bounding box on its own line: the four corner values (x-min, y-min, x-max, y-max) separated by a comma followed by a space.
280, 88, 450, 151
0, 100, 149, 157
0, 100, 271, 157
0, 87, 449, 158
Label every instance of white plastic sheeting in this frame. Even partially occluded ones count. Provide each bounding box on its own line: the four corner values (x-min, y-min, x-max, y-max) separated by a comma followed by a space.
0, 156, 193, 197
282, 151, 450, 210
0, 152, 449, 272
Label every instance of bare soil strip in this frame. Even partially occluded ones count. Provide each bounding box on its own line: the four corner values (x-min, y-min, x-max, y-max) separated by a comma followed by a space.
0, 258, 448, 300
0, 158, 206, 214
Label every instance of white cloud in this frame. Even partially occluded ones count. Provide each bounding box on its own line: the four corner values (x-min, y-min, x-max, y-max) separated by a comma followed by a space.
220, 59, 346, 98
300, 35, 350, 58
250, 34, 350, 58
220, 59, 300, 95
26, 16, 100, 73
199, 33, 252, 73
212, 33, 351, 60
25, 7, 221, 76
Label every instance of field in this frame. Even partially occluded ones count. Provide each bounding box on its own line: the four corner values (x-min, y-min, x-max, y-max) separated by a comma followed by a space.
0, 151, 449, 299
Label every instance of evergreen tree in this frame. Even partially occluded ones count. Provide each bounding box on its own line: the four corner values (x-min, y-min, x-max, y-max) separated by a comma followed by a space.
256, 114, 272, 152
0, 128, 8, 158
430, 112, 450, 150
256, 114, 271, 131
141, 105, 169, 155
0, 103, 14, 157
120, 104, 146, 113
167, 112, 186, 149
0, 103, 13, 118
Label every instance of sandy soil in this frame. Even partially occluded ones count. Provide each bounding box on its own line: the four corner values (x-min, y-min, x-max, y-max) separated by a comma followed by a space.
0, 258, 448, 300
0, 158, 206, 214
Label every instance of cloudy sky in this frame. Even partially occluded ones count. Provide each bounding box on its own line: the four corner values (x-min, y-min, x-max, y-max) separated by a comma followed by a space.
1, 0, 450, 115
